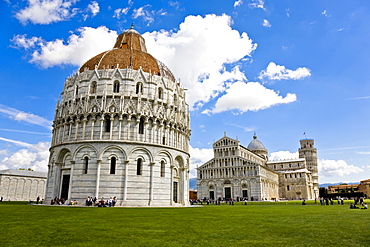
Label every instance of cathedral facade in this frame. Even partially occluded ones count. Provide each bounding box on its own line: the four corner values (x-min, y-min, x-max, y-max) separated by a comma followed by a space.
197, 134, 318, 201
45, 27, 191, 206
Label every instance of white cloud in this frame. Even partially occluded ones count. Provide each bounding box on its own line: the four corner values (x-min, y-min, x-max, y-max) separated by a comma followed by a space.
113, 7, 129, 19
321, 10, 331, 17
169, 1, 181, 10
269, 151, 298, 161
0, 137, 33, 149
259, 62, 311, 81
234, 0, 243, 7
15, 0, 79, 25
11, 35, 43, 49
87, 1, 99, 16
132, 5, 154, 25
262, 19, 271, 27
0, 140, 49, 172
189, 146, 213, 178
286, 8, 291, 17
12, 26, 117, 68
203, 81, 297, 114
144, 14, 257, 109
348, 96, 370, 100
319, 159, 363, 177
83, 1, 100, 20
226, 123, 254, 132
0, 104, 52, 129
249, 0, 265, 10
0, 128, 50, 135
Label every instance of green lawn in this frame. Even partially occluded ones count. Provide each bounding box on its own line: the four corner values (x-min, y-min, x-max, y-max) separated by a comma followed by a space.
0, 201, 369, 246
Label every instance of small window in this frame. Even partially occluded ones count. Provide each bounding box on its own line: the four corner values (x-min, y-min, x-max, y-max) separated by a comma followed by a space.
281, 165, 283, 168
158, 87, 163, 99
105, 116, 111, 132
160, 161, 165, 177
91, 81, 97, 94
137, 158, 142, 175
136, 82, 143, 94
113, 81, 120, 93
162, 136, 166, 145
75, 86, 79, 96
84, 157, 89, 174
138, 118, 144, 134
173, 94, 177, 104
287, 185, 290, 191
121, 42, 128, 49
110, 157, 116, 174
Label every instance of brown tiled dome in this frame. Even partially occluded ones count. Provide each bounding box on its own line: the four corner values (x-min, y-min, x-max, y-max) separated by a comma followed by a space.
79, 26, 176, 82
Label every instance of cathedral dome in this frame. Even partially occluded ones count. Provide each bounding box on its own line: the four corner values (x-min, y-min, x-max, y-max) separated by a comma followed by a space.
79, 26, 176, 82
247, 134, 266, 151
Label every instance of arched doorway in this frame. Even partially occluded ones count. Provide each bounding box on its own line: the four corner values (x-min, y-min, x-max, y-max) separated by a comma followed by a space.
56, 149, 72, 200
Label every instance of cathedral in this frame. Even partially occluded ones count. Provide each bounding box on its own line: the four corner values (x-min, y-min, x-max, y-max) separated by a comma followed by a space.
45, 26, 191, 206
197, 133, 319, 201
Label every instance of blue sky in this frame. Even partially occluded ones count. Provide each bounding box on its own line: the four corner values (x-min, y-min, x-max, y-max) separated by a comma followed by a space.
1, 0, 370, 184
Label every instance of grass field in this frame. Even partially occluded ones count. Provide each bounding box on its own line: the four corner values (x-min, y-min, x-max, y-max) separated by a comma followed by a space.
1, 201, 369, 246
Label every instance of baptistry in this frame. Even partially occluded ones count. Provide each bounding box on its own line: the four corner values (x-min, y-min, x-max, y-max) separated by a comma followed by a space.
45, 26, 191, 206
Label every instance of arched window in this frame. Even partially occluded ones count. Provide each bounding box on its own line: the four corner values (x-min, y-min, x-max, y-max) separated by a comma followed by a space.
105, 116, 111, 132
136, 82, 143, 94
113, 81, 120, 93
110, 157, 116, 174
160, 161, 165, 177
84, 157, 89, 174
158, 87, 163, 99
138, 118, 144, 134
162, 136, 166, 145
137, 158, 142, 175
91, 81, 97, 94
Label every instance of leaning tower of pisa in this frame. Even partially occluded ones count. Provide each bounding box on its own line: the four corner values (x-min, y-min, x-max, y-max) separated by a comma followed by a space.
299, 139, 319, 199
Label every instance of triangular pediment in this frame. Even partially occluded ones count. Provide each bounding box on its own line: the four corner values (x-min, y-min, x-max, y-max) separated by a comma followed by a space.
213, 136, 239, 147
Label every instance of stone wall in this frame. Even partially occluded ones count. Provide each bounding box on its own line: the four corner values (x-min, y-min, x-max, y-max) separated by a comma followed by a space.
0, 172, 46, 201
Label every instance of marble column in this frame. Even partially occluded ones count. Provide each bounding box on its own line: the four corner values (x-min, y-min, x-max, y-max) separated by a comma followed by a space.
95, 159, 102, 198
149, 162, 155, 205
123, 160, 129, 201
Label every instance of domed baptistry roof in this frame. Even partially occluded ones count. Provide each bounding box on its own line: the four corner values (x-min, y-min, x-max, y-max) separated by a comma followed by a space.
45, 26, 191, 207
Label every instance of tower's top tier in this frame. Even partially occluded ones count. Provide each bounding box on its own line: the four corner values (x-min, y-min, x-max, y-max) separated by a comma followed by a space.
299, 139, 315, 149
78, 26, 176, 82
